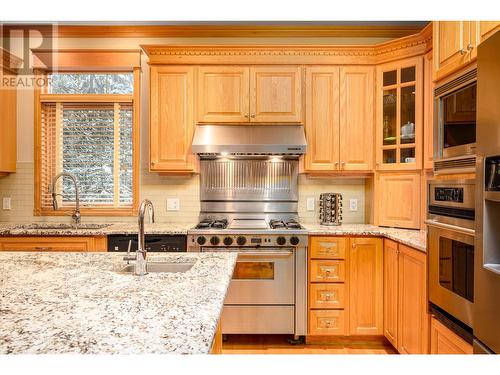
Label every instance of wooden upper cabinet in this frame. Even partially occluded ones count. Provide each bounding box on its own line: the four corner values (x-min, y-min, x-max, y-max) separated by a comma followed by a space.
250, 66, 302, 123
197, 66, 250, 123
304, 67, 340, 171
423, 51, 434, 170
383, 239, 399, 348
339, 66, 374, 171
434, 21, 500, 81
434, 21, 471, 81
349, 237, 383, 335
150, 66, 197, 172
376, 57, 423, 171
376, 172, 421, 229
0, 53, 17, 175
398, 244, 429, 354
197, 65, 302, 123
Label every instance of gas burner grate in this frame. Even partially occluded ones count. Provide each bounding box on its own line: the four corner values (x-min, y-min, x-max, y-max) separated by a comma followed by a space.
269, 219, 303, 230
195, 219, 228, 230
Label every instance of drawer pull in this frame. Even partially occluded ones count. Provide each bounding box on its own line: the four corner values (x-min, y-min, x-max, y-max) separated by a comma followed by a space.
35, 247, 53, 251
320, 292, 334, 300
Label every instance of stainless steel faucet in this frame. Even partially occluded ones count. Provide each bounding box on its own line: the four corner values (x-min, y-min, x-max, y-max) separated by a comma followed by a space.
50, 172, 81, 227
134, 199, 155, 276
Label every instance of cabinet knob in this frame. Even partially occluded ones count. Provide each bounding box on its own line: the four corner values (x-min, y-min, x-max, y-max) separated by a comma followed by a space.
341, 161, 345, 169
376, 162, 380, 169
334, 161, 339, 169
244, 114, 249, 118
467, 43, 474, 51
250, 114, 256, 118
459, 48, 466, 56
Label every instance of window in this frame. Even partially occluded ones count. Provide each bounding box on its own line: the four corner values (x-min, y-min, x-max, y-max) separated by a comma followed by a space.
36, 71, 139, 215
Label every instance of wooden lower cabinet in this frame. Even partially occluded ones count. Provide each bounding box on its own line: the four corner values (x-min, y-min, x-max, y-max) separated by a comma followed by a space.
308, 236, 383, 337
430, 317, 473, 354
383, 239, 430, 354
210, 320, 223, 354
383, 239, 399, 347
349, 237, 383, 335
309, 309, 346, 336
0, 236, 107, 252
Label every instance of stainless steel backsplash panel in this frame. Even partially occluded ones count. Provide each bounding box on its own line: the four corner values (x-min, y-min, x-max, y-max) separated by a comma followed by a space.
200, 159, 298, 202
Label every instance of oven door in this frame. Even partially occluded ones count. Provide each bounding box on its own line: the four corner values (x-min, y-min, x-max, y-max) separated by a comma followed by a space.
202, 247, 295, 304
428, 222, 475, 328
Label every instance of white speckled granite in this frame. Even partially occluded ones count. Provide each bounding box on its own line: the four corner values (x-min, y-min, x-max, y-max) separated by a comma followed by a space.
0, 222, 195, 236
0, 252, 236, 354
305, 224, 427, 252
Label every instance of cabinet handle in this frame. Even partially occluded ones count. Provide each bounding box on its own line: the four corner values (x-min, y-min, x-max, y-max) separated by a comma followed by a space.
376, 162, 380, 169
459, 48, 466, 56
244, 114, 249, 118
250, 114, 256, 118
467, 43, 474, 51
334, 161, 339, 169
352, 243, 356, 248
341, 161, 345, 170
35, 247, 52, 251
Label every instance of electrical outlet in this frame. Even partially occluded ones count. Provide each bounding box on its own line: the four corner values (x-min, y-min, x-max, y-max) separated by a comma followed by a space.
166, 198, 180, 211
306, 197, 315, 211
349, 198, 358, 212
3, 197, 11, 210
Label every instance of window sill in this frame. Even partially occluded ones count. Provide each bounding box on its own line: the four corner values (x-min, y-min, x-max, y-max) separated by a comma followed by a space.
35, 207, 138, 217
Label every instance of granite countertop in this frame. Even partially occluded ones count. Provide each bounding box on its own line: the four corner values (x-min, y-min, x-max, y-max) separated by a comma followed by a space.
0, 252, 237, 354
0, 222, 195, 236
304, 224, 427, 252
0, 222, 426, 252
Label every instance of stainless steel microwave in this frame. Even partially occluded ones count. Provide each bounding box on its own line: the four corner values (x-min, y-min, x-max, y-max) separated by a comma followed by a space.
434, 68, 477, 174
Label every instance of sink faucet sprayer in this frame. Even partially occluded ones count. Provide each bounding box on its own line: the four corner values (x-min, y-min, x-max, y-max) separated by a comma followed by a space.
50, 172, 81, 227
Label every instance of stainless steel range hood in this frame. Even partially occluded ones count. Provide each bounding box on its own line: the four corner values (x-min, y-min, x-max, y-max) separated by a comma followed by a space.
191, 125, 307, 156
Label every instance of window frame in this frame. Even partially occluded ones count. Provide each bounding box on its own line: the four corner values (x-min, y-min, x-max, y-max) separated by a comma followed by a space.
34, 68, 140, 217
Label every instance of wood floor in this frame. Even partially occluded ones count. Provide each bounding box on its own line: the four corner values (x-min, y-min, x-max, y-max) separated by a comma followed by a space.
221, 335, 398, 354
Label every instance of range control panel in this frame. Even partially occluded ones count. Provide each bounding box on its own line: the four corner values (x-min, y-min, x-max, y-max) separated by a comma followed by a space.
434, 187, 464, 203
187, 234, 306, 250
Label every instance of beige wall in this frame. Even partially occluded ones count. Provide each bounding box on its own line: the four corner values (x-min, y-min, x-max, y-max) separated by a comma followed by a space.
0, 35, 371, 225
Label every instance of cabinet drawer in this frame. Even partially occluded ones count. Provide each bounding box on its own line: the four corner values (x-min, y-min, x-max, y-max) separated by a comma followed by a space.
0, 236, 106, 252
310, 260, 345, 282
309, 283, 345, 309
310, 237, 346, 259
309, 309, 346, 335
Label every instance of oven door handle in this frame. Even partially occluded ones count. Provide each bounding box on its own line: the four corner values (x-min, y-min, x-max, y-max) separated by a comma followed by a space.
425, 219, 475, 236
237, 251, 294, 258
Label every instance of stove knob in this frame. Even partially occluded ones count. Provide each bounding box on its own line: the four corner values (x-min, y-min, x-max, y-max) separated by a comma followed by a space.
197, 236, 206, 246
223, 236, 233, 246
236, 236, 247, 246
290, 236, 300, 246
277, 236, 286, 246
210, 236, 220, 246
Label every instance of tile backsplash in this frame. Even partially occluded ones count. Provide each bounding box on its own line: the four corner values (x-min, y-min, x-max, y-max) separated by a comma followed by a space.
0, 163, 366, 225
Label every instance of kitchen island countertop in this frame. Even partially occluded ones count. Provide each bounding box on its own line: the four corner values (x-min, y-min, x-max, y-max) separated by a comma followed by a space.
0, 252, 236, 354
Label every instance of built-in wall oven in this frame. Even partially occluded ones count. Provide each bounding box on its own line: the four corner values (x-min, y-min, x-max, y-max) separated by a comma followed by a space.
427, 179, 475, 333
434, 67, 477, 174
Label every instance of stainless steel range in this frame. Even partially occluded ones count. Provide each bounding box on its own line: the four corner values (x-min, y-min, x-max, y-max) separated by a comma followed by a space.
188, 125, 308, 338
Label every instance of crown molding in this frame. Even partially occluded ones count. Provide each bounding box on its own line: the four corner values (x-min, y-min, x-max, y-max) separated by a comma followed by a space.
142, 25, 432, 65
1, 23, 429, 39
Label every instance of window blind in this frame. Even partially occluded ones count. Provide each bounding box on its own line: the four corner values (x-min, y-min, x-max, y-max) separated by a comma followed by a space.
40, 101, 133, 209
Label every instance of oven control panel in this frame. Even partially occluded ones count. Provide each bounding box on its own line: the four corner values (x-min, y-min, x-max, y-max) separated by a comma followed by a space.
434, 187, 464, 203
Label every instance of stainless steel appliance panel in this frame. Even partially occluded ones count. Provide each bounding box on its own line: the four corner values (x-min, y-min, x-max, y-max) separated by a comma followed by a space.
223, 249, 295, 305
200, 158, 298, 202
221, 306, 295, 334
428, 223, 475, 328
475, 29, 500, 354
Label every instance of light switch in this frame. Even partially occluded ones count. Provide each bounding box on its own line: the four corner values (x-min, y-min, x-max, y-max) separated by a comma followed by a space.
306, 197, 315, 211
167, 198, 180, 211
3, 197, 12, 210
349, 198, 358, 212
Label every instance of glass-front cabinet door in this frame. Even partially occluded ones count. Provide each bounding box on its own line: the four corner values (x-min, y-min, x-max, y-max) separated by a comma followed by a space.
376, 57, 423, 170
